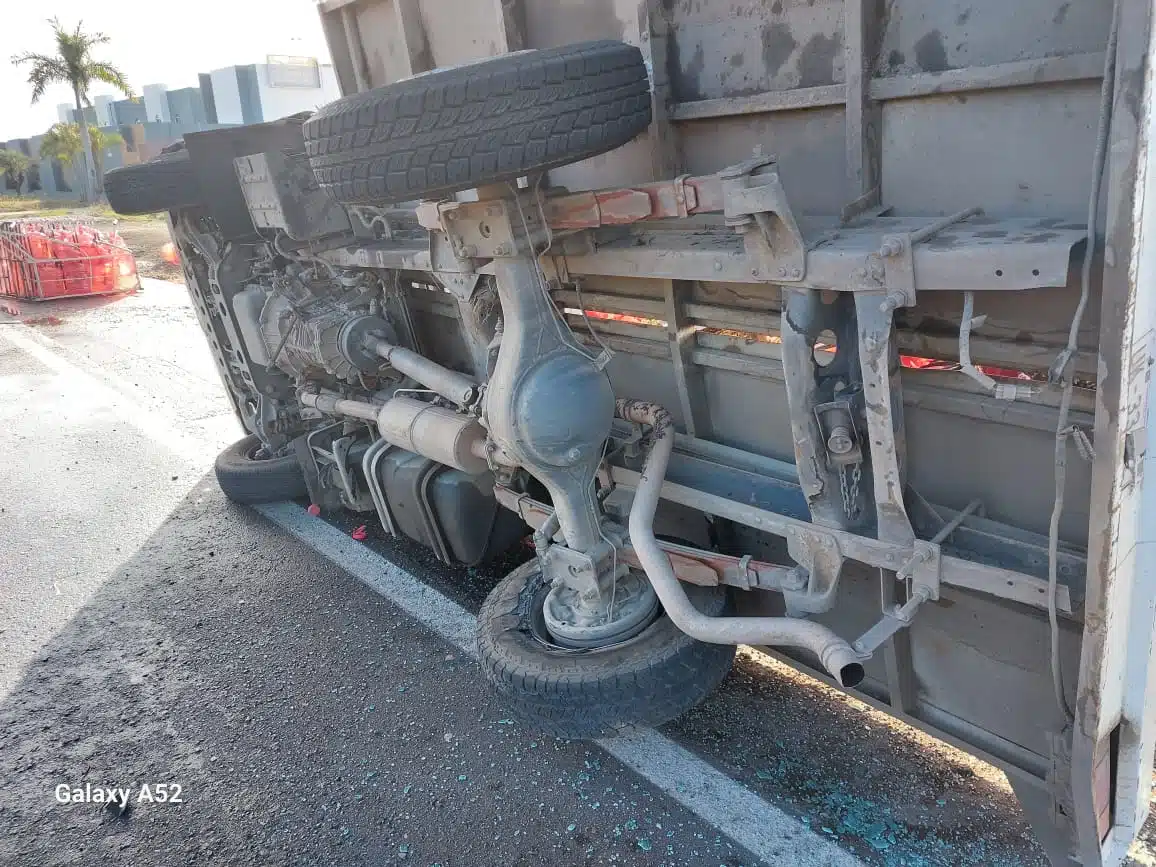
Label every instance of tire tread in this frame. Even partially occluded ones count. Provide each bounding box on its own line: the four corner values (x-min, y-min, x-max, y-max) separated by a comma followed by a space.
477, 561, 735, 739
214, 435, 307, 505
303, 41, 652, 205
104, 151, 201, 216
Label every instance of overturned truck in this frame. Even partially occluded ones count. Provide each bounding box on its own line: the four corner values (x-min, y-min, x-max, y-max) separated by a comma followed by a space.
103, 0, 1156, 862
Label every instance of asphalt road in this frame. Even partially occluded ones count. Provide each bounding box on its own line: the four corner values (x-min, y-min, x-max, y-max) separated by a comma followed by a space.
0, 281, 1151, 867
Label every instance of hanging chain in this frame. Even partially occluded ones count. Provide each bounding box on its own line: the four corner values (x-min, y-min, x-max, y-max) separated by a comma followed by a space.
839, 462, 863, 520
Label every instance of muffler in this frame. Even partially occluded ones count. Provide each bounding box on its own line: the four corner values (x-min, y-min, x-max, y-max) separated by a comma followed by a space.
300, 390, 490, 474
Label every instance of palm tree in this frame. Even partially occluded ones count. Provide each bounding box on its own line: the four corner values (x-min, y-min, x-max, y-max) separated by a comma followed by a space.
12, 18, 133, 202
0, 149, 32, 194
39, 123, 124, 191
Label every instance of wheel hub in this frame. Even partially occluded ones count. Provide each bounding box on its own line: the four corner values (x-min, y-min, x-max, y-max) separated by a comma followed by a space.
542, 571, 659, 648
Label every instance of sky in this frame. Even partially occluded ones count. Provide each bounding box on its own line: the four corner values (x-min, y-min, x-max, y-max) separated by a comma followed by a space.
0, 0, 333, 141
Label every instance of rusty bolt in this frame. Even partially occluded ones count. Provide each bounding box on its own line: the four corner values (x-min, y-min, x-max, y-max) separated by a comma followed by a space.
444, 209, 457, 222
827, 425, 854, 456
880, 238, 905, 257
788, 267, 802, 279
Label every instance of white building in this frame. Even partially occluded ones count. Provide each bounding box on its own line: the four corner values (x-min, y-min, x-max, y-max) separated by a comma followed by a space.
208, 58, 339, 125
93, 95, 116, 127
142, 84, 171, 123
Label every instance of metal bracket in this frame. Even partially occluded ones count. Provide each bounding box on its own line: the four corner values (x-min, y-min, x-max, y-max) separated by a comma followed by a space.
876, 233, 917, 311
433, 271, 482, 301
898, 539, 942, 602
861, 207, 984, 311
418, 198, 545, 259
331, 435, 360, 508
852, 539, 941, 656
720, 157, 806, 282
783, 525, 845, 614
540, 542, 613, 599
362, 437, 397, 537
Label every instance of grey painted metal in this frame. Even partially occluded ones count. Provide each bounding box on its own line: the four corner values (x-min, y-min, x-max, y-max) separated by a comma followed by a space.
340, 5, 369, 92
668, 85, 845, 122
234, 151, 352, 241
301, 390, 490, 475
276, 3, 1156, 859
665, 55, 1106, 124
844, 0, 882, 199
779, 288, 850, 528
1070, 0, 1156, 863
616, 398, 865, 687
608, 464, 1074, 616
374, 395, 490, 475
868, 52, 1106, 102
368, 338, 477, 407
485, 257, 613, 556
556, 216, 1084, 292
660, 279, 712, 439
855, 293, 915, 546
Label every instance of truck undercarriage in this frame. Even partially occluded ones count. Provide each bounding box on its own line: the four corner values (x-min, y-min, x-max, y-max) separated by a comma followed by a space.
103, 4, 1156, 861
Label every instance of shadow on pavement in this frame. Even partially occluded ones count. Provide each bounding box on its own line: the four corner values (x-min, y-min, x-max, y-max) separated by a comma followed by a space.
0, 475, 754, 867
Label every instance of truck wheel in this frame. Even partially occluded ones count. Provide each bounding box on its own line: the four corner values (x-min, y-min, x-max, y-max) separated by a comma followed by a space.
104, 151, 201, 216
477, 560, 735, 739
303, 40, 652, 205
214, 435, 307, 504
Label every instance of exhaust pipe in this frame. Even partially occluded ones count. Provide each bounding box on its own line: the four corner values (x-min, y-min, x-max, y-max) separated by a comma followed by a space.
614, 398, 866, 688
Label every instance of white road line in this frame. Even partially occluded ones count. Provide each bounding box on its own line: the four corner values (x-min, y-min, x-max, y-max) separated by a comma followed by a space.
5, 322, 863, 867
258, 501, 863, 867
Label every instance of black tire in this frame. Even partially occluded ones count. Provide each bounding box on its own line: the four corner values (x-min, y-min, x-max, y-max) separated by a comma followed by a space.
477, 560, 735, 739
104, 151, 201, 216
214, 435, 307, 505
303, 40, 652, 205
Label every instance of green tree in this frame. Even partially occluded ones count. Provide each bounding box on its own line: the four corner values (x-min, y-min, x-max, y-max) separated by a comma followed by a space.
0, 149, 32, 193
12, 18, 133, 201
39, 123, 123, 190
